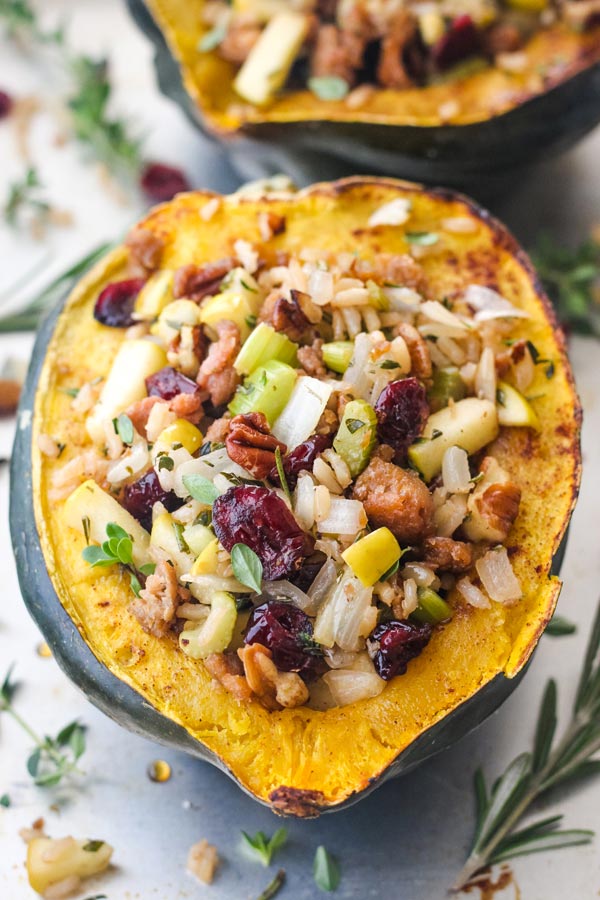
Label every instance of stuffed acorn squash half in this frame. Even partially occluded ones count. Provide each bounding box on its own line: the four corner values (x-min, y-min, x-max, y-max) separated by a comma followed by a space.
13, 177, 580, 815
130, 0, 600, 187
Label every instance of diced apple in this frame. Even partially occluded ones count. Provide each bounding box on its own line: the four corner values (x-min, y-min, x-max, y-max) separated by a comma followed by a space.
408, 398, 499, 482
234, 12, 310, 106
134, 269, 174, 319
150, 512, 194, 578
496, 380, 540, 430
27, 836, 113, 894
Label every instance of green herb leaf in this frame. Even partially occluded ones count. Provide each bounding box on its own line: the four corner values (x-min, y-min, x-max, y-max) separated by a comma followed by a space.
130, 572, 142, 597
274, 447, 291, 502
83, 840, 105, 852
378, 360, 400, 370
3, 165, 50, 229
345, 418, 366, 433
231, 543, 263, 593
114, 413, 134, 445
531, 233, 600, 335
183, 474, 220, 505
81, 545, 114, 567
241, 827, 287, 866
314, 846, 340, 892
546, 615, 577, 637
405, 231, 439, 246
0, 793, 10, 807
308, 76, 349, 101
139, 563, 156, 577
532, 680, 557, 772
257, 869, 286, 900
158, 455, 174, 471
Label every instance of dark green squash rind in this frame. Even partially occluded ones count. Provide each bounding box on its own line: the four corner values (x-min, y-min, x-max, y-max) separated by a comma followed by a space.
9, 287, 566, 817
126, 0, 600, 194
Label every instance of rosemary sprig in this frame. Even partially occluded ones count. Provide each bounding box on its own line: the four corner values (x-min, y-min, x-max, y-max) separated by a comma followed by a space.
3, 166, 50, 229
0, 667, 86, 786
452, 599, 600, 892
0, 241, 112, 332
531, 233, 600, 336
0, 0, 142, 179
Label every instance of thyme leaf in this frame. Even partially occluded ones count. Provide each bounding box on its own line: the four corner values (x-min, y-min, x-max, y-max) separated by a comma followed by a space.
531, 232, 600, 336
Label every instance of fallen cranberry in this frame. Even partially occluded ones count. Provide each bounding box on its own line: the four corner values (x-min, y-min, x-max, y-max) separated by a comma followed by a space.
245, 600, 323, 677
269, 433, 333, 490
93, 278, 145, 328
146, 366, 201, 401
0, 90, 13, 120
375, 377, 429, 459
122, 469, 181, 531
140, 162, 190, 203
432, 15, 480, 71
213, 485, 314, 580
367, 620, 433, 680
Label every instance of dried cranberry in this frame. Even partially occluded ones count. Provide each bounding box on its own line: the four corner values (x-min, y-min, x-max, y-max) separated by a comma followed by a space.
140, 162, 190, 203
245, 600, 323, 677
122, 469, 181, 531
0, 90, 13, 120
145, 366, 201, 401
375, 377, 429, 459
269, 433, 333, 490
93, 278, 145, 328
432, 15, 480, 71
213, 485, 314, 580
367, 620, 432, 681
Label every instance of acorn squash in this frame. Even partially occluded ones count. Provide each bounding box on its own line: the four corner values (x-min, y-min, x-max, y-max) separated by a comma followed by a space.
11, 177, 581, 815
128, 0, 600, 189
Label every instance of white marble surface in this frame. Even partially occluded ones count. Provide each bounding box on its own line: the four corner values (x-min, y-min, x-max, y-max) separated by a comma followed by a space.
1, 3, 600, 899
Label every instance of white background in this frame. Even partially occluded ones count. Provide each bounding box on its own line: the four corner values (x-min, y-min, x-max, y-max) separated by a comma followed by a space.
1, 3, 600, 898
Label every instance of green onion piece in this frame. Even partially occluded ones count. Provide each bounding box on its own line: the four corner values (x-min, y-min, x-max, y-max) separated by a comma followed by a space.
412, 587, 453, 625
228, 360, 297, 426
234, 322, 298, 376
321, 341, 354, 374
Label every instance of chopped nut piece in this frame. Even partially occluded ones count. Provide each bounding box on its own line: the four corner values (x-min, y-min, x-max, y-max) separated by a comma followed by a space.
187, 839, 219, 885
130, 560, 190, 637
238, 644, 309, 710
226, 412, 287, 479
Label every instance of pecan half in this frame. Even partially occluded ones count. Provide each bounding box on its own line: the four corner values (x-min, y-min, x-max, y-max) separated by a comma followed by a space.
173, 258, 234, 301
268, 289, 322, 341
420, 536, 474, 574
226, 412, 287, 479
394, 321, 432, 380
238, 643, 309, 710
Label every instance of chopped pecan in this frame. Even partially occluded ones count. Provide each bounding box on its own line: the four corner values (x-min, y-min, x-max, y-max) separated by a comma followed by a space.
482, 22, 524, 56
125, 227, 164, 273
297, 338, 327, 378
377, 11, 418, 89
315, 408, 339, 436
173, 258, 234, 301
170, 390, 205, 424
268, 289, 323, 341
226, 412, 287, 479
394, 321, 432, 380
310, 22, 366, 85
420, 536, 474, 574
495, 338, 528, 378
167, 324, 207, 378
204, 652, 253, 702
352, 457, 433, 544
463, 457, 522, 543
130, 560, 190, 637
258, 211, 286, 242
196, 319, 241, 407
238, 644, 309, 710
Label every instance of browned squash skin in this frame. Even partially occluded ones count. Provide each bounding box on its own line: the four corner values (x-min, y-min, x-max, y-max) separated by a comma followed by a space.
128, 0, 600, 189
11, 177, 581, 815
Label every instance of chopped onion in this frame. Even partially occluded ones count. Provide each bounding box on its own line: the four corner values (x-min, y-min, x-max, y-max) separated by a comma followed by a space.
442, 446, 471, 494
314, 570, 374, 650
465, 285, 530, 321
314, 538, 342, 561
333, 287, 370, 307
146, 401, 177, 442
383, 286, 422, 310
433, 493, 468, 537
172, 448, 246, 498
323, 646, 358, 669
233, 239, 258, 274
475, 547, 522, 604
341, 306, 363, 337
344, 332, 375, 398
456, 577, 491, 609
171, 499, 203, 524
420, 300, 469, 333
401, 563, 437, 588
307, 559, 339, 612
155, 446, 193, 492
475, 346, 497, 403
294, 472, 316, 529
367, 197, 411, 228
323, 668, 385, 706
107, 437, 150, 486
402, 577, 418, 616
260, 580, 314, 612
513, 346, 536, 393
272, 376, 333, 449
317, 498, 367, 538
308, 268, 334, 306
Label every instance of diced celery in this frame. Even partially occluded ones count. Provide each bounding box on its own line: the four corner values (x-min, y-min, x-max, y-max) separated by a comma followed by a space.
63, 479, 150, 570
427, 366, 466, 412
342, 527, 401, 587
234, 322, 298, 375
333, 399, 378, 477
179, 591, 237, 659
228, 359, 297, 425
412, 587, 453, 625
322, 341, 354, 374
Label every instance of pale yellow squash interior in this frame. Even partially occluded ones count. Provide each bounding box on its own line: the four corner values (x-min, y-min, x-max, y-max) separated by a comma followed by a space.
146, 0, 600, 133
32, 179, 581, 808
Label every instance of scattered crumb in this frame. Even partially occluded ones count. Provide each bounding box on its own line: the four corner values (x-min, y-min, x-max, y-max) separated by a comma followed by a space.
187, 839, 219, 885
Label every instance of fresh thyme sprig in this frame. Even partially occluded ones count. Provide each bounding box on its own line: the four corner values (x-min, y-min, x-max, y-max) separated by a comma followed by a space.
0, 667, 86, 786
3, 166, 50, 229
0, 0, 142, 179
0, 241, 112, 332
532, 233, 600, 336
452, 599, 600, 892
82, 522, 155, 597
